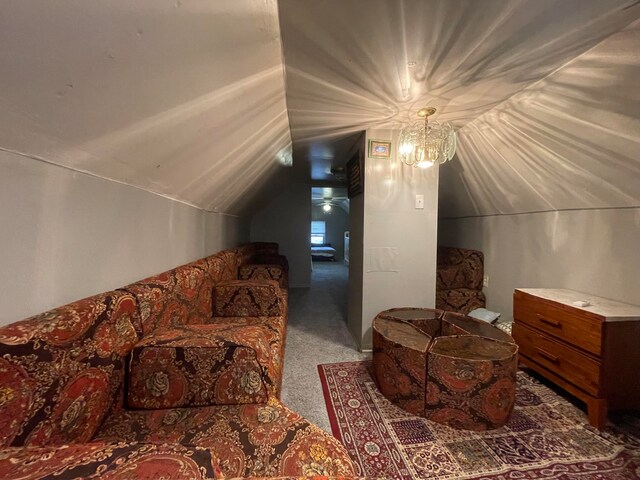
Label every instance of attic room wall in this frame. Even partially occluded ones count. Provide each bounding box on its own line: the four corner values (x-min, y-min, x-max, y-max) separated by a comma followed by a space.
357, 128, 439, 350
250, 182, 312, 288
439, 209, 639, 322
0, 152, 248, 326
311, 204, 348, 261
438, 22, 640, 320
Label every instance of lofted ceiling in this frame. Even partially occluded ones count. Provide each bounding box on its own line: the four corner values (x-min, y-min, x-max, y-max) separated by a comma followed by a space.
0, 0, 293, 216
278, 0, 640, 205
1, 0, 639, 218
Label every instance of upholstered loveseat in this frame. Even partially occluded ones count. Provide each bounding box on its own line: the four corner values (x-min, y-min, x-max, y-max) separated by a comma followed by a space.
0, 243, 356, 479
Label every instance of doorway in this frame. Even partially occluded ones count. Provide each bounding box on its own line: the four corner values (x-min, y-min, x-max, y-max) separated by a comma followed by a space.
310, 187, 350, 319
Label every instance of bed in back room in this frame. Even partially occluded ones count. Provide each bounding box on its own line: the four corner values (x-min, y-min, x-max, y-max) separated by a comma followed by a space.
311, 243, 336, 261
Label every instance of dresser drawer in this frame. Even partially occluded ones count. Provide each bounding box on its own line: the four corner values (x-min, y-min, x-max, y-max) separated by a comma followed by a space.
513, 323, 602, 396
514, 291, 602, 355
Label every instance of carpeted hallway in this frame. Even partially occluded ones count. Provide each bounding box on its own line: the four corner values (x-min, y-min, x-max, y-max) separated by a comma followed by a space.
281, 262, 369, 433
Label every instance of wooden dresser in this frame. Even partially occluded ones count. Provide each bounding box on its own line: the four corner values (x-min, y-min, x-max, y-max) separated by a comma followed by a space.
513, 288, 640, 429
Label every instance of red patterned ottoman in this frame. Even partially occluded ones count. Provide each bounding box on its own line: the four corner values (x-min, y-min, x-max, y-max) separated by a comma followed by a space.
372, 307, 518, 430
425, 335, 518, 430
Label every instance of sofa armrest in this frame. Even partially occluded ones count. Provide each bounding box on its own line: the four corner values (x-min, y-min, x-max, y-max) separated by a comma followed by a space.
213, 280, 285, 317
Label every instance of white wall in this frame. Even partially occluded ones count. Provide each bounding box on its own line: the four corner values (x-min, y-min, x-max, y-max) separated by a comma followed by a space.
205, 212, 250, 256
250, 182, 311, 288
0, 151, 248, 326
439, 208, 640, 322
354, 129, 439, 350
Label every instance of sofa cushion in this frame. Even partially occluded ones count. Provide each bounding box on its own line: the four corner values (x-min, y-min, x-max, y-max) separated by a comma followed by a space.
239, 264, 288, 289
0, 442, 223, 479
0, 291, 140, 447
209, 316, 287, 397
127, 324, 279, 409
435, 288, 486, 315
125, 263, 213, 335
95, 401, 356, 479
213, 280, 284, 317
436, 264, 483, 290
437, 246, 484, 290
203, 251, 242, 283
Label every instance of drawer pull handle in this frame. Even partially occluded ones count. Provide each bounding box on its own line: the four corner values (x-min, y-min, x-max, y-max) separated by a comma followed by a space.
538, 315, 561, 328
536, 347, 559, 364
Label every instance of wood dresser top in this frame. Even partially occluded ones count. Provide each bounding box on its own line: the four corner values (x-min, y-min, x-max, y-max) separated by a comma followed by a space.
516, 288, 640, 322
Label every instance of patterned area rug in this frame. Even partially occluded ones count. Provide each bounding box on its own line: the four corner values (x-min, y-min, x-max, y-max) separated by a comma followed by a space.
318, 361, 640, 479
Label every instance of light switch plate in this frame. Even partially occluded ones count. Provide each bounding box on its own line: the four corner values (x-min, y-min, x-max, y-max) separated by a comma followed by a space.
415, 194, 424, 209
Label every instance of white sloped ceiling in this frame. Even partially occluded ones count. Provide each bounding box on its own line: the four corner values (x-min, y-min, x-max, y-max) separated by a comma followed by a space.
2, 0, 639, 218
439, 20, 640, 217
278, 0, 640, 204
0, 0, 292, 216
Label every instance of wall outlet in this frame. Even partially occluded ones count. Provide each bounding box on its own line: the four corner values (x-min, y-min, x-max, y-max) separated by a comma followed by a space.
483, 275, 489, 288
415, 194, 424, 209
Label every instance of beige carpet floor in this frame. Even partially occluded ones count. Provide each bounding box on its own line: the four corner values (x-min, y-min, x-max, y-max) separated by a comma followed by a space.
280, 262, 369, 433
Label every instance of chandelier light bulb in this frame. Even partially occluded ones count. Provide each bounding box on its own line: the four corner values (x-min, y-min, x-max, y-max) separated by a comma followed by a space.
398, 107, 456, 168
322, 204, 332, 212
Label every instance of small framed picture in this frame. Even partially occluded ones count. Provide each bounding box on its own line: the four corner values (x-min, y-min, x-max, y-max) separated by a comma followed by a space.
368, 139, 391, 158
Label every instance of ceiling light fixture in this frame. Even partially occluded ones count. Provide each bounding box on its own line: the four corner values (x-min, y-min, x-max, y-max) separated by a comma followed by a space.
398, 107, 456, 168
322, 203, 332, 212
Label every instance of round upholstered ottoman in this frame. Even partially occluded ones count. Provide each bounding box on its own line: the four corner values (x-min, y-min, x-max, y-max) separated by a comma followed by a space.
372, 308, 441, 415
424, 335, 518, 431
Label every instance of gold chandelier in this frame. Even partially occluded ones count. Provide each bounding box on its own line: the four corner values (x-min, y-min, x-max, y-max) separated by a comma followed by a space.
398, 107, 456, 168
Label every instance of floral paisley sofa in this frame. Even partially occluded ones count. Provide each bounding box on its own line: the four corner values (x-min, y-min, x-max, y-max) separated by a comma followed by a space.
0, 243, 357, 480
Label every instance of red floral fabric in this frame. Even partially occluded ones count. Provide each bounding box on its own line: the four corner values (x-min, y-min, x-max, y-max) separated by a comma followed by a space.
213, 280, 285, 317
435, 246, 485, 314
0, 442, 222, 479
208, 316, 287, 397
252, 253, 289, 272
95, 400, 356, 478
125, 263, 213, 336
239, 264, 288, 289
0, 243, 360, 479
0, 291, 140, 447
127, 324, 279, 408
372, 308, 518, 430
435, 288, 486, 315
425, 335, 518, 430
372, 318, 429, 416
216, 249, 243, 279
436, 248, 484, 290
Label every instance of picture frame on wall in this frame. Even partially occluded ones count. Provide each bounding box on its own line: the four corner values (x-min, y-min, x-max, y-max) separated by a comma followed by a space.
368, 139, 391, 158
346, 150, 364, 198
